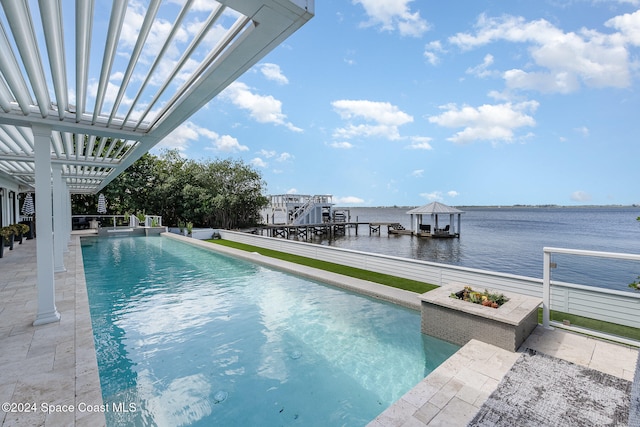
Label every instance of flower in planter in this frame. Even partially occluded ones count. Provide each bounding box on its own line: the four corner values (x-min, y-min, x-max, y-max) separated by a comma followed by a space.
450, 286, 509, 308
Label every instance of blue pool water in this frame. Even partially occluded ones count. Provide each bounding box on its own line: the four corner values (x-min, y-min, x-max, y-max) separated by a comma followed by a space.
81, 236, 459, 426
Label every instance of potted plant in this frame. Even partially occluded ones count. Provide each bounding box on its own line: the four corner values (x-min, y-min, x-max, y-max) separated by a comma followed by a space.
186, 221, 193, 237
11, 223, 29, 244
178, 220, 185, 235
0, 229, 5, 258
136, 212, 146, 227
1, 226, 14, 251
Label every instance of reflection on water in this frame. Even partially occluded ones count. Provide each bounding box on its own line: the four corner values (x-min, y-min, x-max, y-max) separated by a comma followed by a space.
412, 237, 462, 264
318, 230, 462, 264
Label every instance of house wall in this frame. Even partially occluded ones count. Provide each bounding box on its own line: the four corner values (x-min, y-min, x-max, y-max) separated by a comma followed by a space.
0, 174, 21, 227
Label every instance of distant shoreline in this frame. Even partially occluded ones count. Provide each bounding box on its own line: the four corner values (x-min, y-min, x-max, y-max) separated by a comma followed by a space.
336, 204, 639, 209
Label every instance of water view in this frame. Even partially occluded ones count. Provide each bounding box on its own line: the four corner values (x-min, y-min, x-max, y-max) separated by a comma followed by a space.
317, 206, 640, 292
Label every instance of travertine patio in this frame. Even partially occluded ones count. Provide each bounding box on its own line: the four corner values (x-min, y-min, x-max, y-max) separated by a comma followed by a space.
0, 235, 104, 427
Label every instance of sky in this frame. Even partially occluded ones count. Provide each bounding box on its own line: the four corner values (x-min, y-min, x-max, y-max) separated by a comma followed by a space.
109, 1, 640, 206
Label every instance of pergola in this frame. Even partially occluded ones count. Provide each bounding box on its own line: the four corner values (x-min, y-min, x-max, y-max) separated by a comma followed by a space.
0, 0, 313, 325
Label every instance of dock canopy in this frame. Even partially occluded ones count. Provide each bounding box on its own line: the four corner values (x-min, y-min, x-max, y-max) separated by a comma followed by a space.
406, 201, 464, 238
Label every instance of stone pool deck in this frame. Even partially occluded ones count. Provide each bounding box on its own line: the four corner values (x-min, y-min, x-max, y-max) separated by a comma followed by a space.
0, 235, 104, 427
367, 328, 638, 427
1, 234, 638, 426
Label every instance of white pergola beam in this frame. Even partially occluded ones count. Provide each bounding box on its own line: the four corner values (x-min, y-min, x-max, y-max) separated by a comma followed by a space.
92, 0, 127, 124
1, 0, 51, 117
0, 0, 314, 194
39, 0, 68, 120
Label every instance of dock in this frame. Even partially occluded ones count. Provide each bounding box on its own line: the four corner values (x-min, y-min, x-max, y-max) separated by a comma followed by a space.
249, 221, 411, 240
256, 195, 462, 241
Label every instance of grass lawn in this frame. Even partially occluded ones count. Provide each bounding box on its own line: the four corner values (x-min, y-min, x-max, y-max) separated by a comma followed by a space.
207, 239, 437, 294
208, 239, 639, 343
540, 309, 640, 342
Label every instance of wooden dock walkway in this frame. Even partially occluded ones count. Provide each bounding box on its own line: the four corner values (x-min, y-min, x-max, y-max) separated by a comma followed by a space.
250, 221, 407, 240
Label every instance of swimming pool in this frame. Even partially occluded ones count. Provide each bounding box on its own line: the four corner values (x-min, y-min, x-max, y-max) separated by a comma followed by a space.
81, 235, 459, 426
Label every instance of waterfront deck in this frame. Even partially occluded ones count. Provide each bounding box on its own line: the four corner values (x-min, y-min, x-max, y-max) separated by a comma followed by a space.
253, 221, 419, 239
1, 234, 637, 426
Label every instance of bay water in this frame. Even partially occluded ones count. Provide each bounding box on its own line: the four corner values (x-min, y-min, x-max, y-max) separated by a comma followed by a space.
313, 206, 640, 292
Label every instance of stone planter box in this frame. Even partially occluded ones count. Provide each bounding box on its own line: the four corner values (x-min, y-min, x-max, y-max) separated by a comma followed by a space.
420, 284, 542, 352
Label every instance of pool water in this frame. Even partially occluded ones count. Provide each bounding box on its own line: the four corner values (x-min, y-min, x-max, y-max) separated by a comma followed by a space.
81, 236, 459, 426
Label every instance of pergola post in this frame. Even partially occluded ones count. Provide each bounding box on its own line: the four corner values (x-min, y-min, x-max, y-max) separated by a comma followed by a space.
32, 124, 60, 325
52, 163, 66, 272
63, 184, 70, 251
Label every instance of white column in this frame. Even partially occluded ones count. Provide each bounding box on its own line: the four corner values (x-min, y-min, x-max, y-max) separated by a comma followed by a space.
52, 164, 66, 272
33, 124, 60, 325
63, 184, 70, 251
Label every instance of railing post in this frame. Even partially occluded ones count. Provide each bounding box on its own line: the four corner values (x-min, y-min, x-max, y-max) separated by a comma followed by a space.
542, 248, 552, 329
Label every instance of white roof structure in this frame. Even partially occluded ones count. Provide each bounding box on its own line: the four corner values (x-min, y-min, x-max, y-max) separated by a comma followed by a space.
0, 0, 313, 193
0, 0, 313, 326
406, 201, 464, 215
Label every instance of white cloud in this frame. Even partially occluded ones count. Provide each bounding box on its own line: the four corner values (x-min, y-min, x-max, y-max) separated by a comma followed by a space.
286, 188, 298, 194
420, 191, 442, 201
466, 54, 495, 78
336, 196, 365, 204
332, 99, 413, 141
277, 152, 293, 162
353, 0, 430, 37
574, 126, 590, 137
449, 13, 636, 93
405, 136, 433, 150
571, 190, 592, 202
258, 149, 277, 158
250, 157, 268, 168
605, 9, 640, 46
210, 134, 248, 152
411, 169, 424, 177
329, 141, 355, 149
424, 41, 444, 65
221, 82, 302, 132
447, 190, 459, 198
428, 101, 539, 144
257, 150, 292, 162
258, 63, 289, 84
157, 121, 248, 153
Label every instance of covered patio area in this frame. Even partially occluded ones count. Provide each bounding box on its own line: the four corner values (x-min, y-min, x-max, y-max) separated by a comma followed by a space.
0, 0, 313, 327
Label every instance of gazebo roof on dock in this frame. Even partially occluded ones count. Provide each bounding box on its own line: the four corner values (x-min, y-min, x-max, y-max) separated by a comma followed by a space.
406, 201, 464, 215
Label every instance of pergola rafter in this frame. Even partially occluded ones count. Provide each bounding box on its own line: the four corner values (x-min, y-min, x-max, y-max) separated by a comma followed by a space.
0, 0, 313, 193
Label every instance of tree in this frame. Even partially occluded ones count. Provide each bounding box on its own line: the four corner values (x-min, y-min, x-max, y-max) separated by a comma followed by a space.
71, 150, 268, 229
